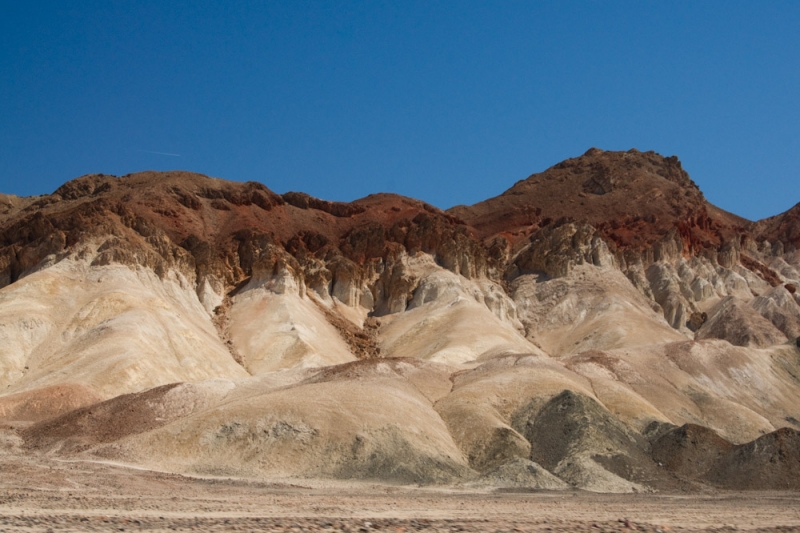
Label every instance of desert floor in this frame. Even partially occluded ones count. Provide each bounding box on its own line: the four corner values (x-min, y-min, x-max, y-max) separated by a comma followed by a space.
1, 456, 799, 532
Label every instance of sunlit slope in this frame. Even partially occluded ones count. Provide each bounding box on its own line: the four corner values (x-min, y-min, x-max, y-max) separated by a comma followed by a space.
0, 258, 248, 411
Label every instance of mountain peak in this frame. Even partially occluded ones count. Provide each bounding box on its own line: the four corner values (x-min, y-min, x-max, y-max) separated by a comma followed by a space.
449, 149, 727, 251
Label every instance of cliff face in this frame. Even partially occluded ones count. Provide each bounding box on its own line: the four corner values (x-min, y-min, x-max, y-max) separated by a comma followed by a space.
2, 149, 800, 493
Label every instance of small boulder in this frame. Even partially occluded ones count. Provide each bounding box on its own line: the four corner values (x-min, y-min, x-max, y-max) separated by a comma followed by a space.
686, 311, 707, 332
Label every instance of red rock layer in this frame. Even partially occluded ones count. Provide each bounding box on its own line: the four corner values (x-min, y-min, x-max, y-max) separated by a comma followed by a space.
0, 149, 796, 296
448, 148, 751, 256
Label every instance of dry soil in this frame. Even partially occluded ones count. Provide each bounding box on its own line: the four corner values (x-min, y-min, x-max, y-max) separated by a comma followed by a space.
1, 455, 799, 532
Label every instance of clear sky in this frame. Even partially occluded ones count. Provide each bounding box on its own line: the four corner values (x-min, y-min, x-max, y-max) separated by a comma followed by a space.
1, 1, 798, 221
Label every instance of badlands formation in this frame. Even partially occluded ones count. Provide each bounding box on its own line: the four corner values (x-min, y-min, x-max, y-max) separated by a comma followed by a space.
1, 148, 800, 494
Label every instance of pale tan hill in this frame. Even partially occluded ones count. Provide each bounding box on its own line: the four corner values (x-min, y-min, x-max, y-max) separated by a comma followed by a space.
376, 255, 545, 364
696, 296, 788, 347
68, 359, 472, 484
0, 257, 248, 410
227, 277, 357, 373
18, 339, 800, 490
564, 341, 800, 443
750, 285, 800, 339
435, 354, 593, 474
430, 337, 800, 490
510, 264, 685, 355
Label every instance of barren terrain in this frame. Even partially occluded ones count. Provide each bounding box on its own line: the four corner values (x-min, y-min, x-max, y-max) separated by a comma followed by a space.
2, 149, 800, 521
1, 455, 800, 532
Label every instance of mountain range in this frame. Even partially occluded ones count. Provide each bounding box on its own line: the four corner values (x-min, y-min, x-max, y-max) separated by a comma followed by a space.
1, 147, 799, 492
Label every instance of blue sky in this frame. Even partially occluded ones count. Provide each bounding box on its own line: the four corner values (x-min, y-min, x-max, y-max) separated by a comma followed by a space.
1, 1, 798, 221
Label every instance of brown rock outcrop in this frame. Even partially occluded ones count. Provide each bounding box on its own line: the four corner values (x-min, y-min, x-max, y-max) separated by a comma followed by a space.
650, 424, 734, 479
0, 172, 489, 319
686, 311, 708, 332
705, 428, 800, 490
757, 202, 800, 250
449, 148, 747, 255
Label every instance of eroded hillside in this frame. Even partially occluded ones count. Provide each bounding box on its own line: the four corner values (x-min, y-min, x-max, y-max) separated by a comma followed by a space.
2, 148, 800, 492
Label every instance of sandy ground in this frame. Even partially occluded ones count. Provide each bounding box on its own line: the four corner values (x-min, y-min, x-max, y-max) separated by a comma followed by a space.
0, 456, 799, 532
